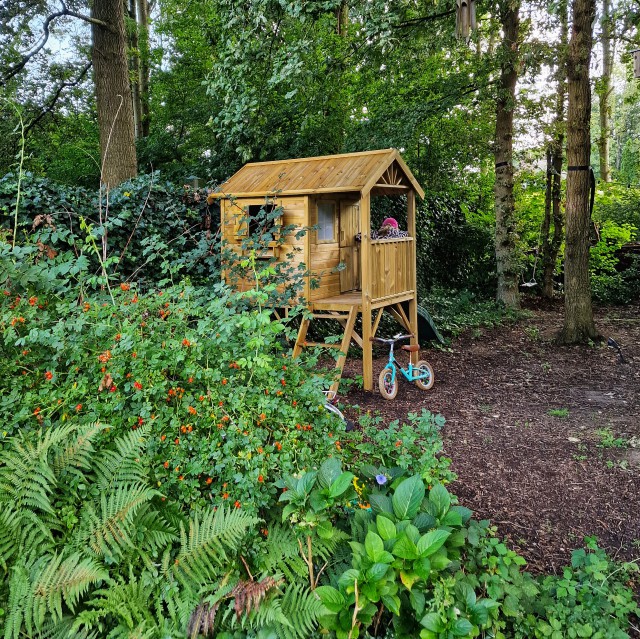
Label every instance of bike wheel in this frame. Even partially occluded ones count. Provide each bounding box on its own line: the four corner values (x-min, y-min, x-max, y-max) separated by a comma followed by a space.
413, 360, 434, 390
378, 366, 398, 400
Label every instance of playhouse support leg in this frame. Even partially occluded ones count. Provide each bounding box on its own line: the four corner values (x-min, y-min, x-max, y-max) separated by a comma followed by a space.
330, 307, 357, 396
408, 298, 419, 366
362, 306, 373, 391
293, 317, 310, 359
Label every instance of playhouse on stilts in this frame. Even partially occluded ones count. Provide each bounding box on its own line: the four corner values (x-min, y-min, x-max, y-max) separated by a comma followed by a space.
216, 148, 426, 393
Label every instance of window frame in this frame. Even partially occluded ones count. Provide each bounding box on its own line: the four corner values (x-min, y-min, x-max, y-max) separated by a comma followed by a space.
316, 200, 337, 244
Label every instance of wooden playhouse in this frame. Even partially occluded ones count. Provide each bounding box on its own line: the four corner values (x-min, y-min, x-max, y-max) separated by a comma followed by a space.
216, 149, 425, 392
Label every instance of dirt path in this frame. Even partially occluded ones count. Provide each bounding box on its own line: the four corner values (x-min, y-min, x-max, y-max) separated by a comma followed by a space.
341, 302, 640, 574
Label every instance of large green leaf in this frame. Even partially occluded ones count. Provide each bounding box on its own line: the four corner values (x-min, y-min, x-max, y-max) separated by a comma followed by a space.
364, 532, 384, 562
369, 494, 393, 516
417, 530, 450, 557
392, 475, 425, 520
393, 535, 418, 560
428, 483, 450, 519
318, 458, 342, 488
376, 515, 397, 541
315, 585, 346, 613
328, 472, 354, 498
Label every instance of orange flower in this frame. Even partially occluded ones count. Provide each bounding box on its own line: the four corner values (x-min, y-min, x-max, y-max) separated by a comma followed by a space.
182, 339, 191, 347
120, 283, 130, 291
161, 434, 166, 441
133, 381, 142, 390
178, 475, 184, 481
132, 352, 137, 358
261, 528, 269, 536
335, 441, 342, 451
280, 379, 286, 386
174, 438, 180, 445
187, 425, 193, 433
131, 295, 138, 303
222, 379, 227, 385
257, 446, 263, 454
292, 400, 297, 406
234, 500, 241, 508
222, 415, 229, 422
28, 296, 37, 306
44, 371, 53, 380
188, 406, 197, 415
114, 333, 121, 341
181, 425, 187, 433
206, 477, 213, 485
98, 350, 112, 363
218, 401, 224, 406
164, 461, 170, 468
76, 404, 82, 412
199, 395, 205, 401
33, 407, 41, 416
282, 365, 287, 371
188, 376, 193, 383
174, 466, 180, 472
83, 302, 90, 312
222, 492, 229, 499
275, 442, 282, 451
395, 440, 402, 447
258, 475, 264, 483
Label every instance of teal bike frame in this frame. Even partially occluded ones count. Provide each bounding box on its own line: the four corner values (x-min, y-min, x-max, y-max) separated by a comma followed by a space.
373, 334, 430, 384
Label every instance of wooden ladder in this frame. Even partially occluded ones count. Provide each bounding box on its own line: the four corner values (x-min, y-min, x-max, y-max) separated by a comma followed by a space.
292, 307, 358, 395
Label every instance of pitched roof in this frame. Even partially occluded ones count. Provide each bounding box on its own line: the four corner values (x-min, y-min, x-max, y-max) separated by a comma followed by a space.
215, 149, 424, 199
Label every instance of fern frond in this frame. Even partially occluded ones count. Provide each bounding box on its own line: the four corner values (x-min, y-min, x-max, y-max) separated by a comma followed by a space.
29, 552, 108, 628
4, 560, 31, 639
135, 504, 179, 554
173, 507, 258, 589
256, 525, 308, 582
0, 435, 58, 515
80, 484, 157, 559
231, 576, 282, 619
277, 583, 323, 639
32, 617, 98, 639
52, 423, 103, 479
187, 602, 220, 639
0, 507, 20, 571
93, 425, 151, 491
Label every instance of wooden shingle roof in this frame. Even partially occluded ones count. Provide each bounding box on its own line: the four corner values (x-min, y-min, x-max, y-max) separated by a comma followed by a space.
215, 149, 424, 199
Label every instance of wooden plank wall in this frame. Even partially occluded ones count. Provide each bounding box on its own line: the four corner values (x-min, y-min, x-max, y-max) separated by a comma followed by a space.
308, 195, 345, 301
221, 196, 307, 295
369, 238, 414, 300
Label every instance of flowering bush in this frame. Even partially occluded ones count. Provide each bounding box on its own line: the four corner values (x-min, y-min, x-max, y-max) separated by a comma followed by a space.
0, 281, 344, 514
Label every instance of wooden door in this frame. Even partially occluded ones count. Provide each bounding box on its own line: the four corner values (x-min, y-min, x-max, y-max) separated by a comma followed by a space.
339, 201, 361, 292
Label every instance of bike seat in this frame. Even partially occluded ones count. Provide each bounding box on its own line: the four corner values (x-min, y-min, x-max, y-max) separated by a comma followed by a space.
401, 344, 420, 353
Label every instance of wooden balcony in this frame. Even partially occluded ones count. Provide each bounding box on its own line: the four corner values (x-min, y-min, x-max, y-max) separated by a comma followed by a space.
369, 237, 414, 304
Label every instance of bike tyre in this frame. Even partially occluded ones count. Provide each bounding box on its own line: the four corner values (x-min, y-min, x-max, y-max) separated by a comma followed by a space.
378, 366, 398, 400
413, 360, 434, 390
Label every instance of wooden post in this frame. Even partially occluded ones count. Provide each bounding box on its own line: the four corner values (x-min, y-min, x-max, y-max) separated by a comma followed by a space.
407, 190, 419, 365
360, 192, 373, 390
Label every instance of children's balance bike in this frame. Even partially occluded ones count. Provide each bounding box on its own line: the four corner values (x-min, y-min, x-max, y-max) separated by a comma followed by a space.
371, 333, 434, 400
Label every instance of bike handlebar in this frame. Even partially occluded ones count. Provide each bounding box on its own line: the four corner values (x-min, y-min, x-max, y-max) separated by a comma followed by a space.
370, 333, 414, 344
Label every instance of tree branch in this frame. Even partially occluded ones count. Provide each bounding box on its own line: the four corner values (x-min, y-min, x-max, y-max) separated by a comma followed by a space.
395, 9, 456, 29
24, 61, 93, 135
1, 3, 114, 86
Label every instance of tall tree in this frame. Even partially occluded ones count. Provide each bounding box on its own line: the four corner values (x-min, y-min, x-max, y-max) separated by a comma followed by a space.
493, 0, 521, 309
541, 0, 568, 299
92, 0, 138, 186
560, 0, 598, 343
596, 0, 613, 181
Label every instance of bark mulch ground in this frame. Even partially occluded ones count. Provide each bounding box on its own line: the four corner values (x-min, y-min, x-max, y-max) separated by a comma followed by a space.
339, 301, 640, 576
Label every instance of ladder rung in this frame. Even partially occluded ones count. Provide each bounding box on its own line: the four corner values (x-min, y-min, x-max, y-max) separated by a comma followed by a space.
311, 313, 350, 319
299, 342, 342, 349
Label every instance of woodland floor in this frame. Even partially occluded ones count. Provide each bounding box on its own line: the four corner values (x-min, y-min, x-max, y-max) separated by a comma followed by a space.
339, 300, 640, 576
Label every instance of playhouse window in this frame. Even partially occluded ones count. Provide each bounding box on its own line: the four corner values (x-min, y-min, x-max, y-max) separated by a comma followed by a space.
245, 204, 277, 237
317, 201, 336, 242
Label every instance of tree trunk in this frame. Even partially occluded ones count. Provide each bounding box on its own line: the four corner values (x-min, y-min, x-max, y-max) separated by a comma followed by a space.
494, 0, 521, 309
560, 0, 598, 343
137, 0, 151, 138
128, 0, 143, 139
91, 0, 137, 187
597, 0, 613, 182
541, 0, 568, 299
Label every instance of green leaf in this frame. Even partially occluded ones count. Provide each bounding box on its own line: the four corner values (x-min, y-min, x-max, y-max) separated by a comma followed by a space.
414, 557, 431, 580
329, 472, 354, 498
417, 530, 450, 557
413, 512, 437, 531
376, 515, 397, 541
309, 490, 329, 512
452, 618, 474, 636
315, 586, 346, 613
428, 483, 451, 519
421, 612, 444, 633
365, 532, 384, 562
366, 563, 389, 581
381, 594, 401, 616
393, 535, 418, 560
298, 470, 317, 496
392, 475, 425, 520
457, 582, 476, 608
369, 494, 393, 515
442, 510, 463, 526
468, 603, 488, 626
318, 458, 342, 488
410, 590, 426, 615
